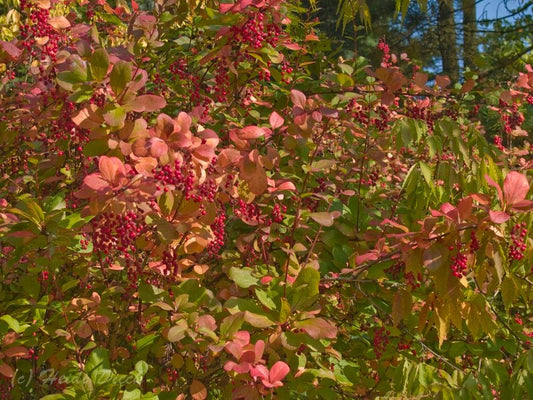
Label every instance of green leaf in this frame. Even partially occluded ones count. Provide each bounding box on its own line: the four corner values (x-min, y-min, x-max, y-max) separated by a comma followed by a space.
501, 276, 519, 311
0, 315, 21, 333
138, 282, 166, 302
122, 389, 141, 400
20, 274, 40, 298
90, 48, 110, 81
255, 288, 276, 310
309, 212, 334, 227
229, 267, 259, 288
220, 313, 245, 339
85, 348, 111, 381
243, 311, 275, 328
136, 333, 157, 353
419, 161, 433, 188
83, 138, 109, 157
167, 323, 187, 342
290, 267, 320, 310
110, 61, 132, 96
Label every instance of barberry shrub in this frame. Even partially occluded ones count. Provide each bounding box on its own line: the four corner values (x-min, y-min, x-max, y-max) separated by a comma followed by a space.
0, 0, 532, 399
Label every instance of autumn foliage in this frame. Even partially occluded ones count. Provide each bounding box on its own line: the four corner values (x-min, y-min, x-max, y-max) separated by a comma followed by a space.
0, 0, 533, 399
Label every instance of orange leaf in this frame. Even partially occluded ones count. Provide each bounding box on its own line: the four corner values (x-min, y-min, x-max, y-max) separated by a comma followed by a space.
190, 380, 207, 400
48, 16, 71, 30
0, 362, 14, 378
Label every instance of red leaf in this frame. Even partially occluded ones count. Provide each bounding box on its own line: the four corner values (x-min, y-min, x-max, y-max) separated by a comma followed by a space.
290, 89, 306, 109
489, 210, 510, 223
0, 41, 22, 60
503, 171, 530, 207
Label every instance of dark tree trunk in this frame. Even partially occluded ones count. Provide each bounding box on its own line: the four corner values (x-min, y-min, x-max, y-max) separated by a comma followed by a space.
462, 0, 477, 70
437, 0, 460, 82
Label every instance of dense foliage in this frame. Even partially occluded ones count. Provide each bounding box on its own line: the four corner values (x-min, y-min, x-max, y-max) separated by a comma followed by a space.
0, 0, 532, 399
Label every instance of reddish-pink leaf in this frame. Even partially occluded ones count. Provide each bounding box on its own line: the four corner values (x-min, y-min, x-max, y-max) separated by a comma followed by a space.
127, 94, 166, 112
355, 251, 379, 265
175, 111, 192, 134
294, 318, 337, 339
489, 210, 510, 223
290, 89, 306, 109
84, 174, 109, 191
511, 199, 533, 211
269, 361, 290, 383
269, 111, 284, 129
149, 138, 168, 158
503, 171, 530, 207
193, 144, 215, 161
435, 75, 451, 88
197, 315, 217, 331
0, 41, 22, 60
239, 126, 268, 139
413, 72, 428, 89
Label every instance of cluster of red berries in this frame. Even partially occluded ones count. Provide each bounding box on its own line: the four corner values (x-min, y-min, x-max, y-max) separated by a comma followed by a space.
230, 12, 280, 49
384, 261, 421, 289
499, 101, 525, 135
373, 327, 390, 359
493, 135, 505, 151
20, 0, 65, 65
509, 222, 527, 261
89, 212, 147, 271
360, 169, 380, 187
271, 204, 286, 223
345, 100, 390, 131
166, 367, 179, 383
405, 100, 443, 132
469, 231, 480, 253
214, 61, 230, 103
377, 39, 391, 67
154, 160, 195, 195
233, 198, 262, 223
449, 249, 468, 278
208, 210, 226, 256
161, 249, 179, 276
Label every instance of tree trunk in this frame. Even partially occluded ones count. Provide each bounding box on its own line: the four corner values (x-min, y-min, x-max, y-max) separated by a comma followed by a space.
437, 0, 460, 82
462, 0, 477, 70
